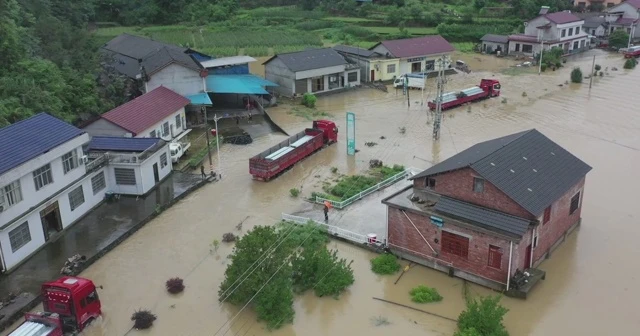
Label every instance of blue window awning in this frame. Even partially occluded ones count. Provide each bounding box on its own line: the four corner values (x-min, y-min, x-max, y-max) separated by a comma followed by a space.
206, 74, 278, 95
186, 92, 213, 105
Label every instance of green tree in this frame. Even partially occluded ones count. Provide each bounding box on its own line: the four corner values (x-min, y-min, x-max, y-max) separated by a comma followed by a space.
609, 29, 630, 49
457, 295, 510, 336
473, 0, 486, 10
570, 67, 583, 83
0, 0, 26, 71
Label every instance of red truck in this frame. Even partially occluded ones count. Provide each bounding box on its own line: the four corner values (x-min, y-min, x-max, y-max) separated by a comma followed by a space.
428, 79, 501, 111
9, 276, 101, 336
250, 120, 338, 181
623, 46, 640, 58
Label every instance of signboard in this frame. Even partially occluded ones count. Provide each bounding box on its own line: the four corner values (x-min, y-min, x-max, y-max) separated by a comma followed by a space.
346, 112, 356, 156
430, 216, 444, 227
407, 57, 425, 63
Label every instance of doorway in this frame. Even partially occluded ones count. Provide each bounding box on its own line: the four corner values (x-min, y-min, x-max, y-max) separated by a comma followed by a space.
524, 244, 532, 269
40, 201, 62, 241
411, 62, 422, 73
370, 69, 375, 81
153, 163, 160, 183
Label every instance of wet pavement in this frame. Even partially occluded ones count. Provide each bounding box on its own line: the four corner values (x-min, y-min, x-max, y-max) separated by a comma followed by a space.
5, 49, 640, 336
0, 172, 203, 330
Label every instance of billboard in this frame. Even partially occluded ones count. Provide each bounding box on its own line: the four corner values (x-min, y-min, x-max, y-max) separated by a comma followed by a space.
346, 112, 356, 156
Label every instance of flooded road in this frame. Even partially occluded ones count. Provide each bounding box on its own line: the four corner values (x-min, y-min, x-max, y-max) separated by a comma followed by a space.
5, 50, 640, 335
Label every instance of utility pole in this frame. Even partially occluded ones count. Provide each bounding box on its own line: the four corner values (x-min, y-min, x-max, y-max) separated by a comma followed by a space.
432, 58, 446, 141
538, 39, 544, 75
214, 114, 222, 179
589, 54, 596, 89
406, 76, 410, 107
202, 106, 214, 178
628, 24, 636, 48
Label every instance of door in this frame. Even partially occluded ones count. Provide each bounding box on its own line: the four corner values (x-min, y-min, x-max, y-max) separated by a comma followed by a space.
370, 69, 375, 81
411, 62, 422, 73
524, 244, 532, 270
40, 201, 62, 242
153, 163, 160, 183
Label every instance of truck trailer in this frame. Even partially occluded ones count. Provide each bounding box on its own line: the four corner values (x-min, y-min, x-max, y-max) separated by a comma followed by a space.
249, 120, 338, 181
9, 276, 101, 336
393, 73, 426, 90
428, 79, 501, 111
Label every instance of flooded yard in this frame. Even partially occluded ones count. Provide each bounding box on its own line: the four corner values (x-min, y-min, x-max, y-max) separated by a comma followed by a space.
4, 50, 640, 336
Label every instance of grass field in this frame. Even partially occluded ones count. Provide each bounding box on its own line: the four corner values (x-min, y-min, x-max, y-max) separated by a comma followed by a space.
323, 16, 381, 23
452, 42, 477, 53
367, 26, 438, 35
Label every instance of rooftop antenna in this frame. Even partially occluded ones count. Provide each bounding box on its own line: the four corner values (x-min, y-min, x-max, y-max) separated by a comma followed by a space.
432, 57, 447, 141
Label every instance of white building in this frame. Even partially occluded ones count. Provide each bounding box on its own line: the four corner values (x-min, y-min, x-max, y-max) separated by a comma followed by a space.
264, 48, 360, 97
82, 86, 190, 141
508, 7, 589, 56
0, 113, 109, 273
605, 0, 640, 40
369, 35, 454, 76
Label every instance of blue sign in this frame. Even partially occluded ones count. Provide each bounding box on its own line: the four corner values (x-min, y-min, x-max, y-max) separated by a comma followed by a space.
346, 112, 356, 156
430, 216, 444, 227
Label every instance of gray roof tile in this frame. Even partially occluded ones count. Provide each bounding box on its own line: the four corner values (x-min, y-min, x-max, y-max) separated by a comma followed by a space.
333, 45, 381, 58
480, 34, 510, 44
435, 196, 531, 237
264, 48, 348, 72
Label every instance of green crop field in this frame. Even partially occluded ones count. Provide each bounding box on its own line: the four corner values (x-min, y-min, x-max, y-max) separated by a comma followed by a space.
324, 16, 380, 23
367, 26, 438, 35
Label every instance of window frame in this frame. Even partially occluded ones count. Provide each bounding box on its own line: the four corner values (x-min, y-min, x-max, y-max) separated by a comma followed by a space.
150, 130, 157, 138
9, 222, 31, 253
347, 72, 358, 83
561, 29, 566, 38
68, 186, 85, 211
522, 44, 533, 53
62, 150, 78, 174
160, 153, 168, 169
386, 64, 396, 74
569, 191, 581, 215
162, 122, 170, 137
1, 180, 23, 209
543, 205, 551, 224
175, 114, 182, 128
473, 177, 484, 193
33, 164, 54, 191
114, 168, 136, 185
487, 245, 503, 269
91, 172, 106, 195
441, 231, 469, 258
427, 178, 436, 189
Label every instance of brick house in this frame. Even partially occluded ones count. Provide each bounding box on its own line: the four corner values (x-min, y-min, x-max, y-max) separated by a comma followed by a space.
382, 129, 592, 294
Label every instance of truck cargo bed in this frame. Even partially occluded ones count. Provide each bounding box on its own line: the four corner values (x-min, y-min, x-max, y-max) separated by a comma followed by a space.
10, 321, 56, 336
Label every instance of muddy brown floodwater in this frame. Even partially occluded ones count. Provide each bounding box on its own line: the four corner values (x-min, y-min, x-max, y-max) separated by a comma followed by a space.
4, 50, 640, 336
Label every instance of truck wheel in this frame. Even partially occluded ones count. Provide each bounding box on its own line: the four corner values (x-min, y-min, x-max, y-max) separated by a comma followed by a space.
83, 317, 96, 330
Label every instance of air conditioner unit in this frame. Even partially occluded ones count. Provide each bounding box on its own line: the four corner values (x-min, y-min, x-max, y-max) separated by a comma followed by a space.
80, 155, 88, 165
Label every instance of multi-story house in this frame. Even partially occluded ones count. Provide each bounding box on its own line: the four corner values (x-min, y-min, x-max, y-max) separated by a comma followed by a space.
0, 114, 109, 273
575, 0, 624, 10
508, 7, 590, 56
605, 0, 639, 40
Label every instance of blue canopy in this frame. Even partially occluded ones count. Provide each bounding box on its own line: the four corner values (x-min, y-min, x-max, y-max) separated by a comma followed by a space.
206, 74, 278, 95
186, 92, 213, 105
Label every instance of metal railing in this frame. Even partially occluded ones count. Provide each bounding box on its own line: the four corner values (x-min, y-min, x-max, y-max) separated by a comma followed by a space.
86, 154, 108, 173
314, 168, 415, 209
281, 213, 384, 246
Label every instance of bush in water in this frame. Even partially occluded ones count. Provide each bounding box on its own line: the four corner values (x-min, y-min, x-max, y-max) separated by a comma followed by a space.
131, 309, 157, 330
370, 253, 401, 275
166, 277, 185, 294
410, 285, 443, 303
623, 58, 638, 69
302, 93, 317, 108
570, 67, 583, 83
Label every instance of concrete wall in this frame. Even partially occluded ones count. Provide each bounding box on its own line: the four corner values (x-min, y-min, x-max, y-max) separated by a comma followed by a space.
296, 65, 346, 80
137, 107, 187, 140
482, 42, 509, 54
414, 168, 535, 219
584, 25, 607, 37
265, 57, 295, 97
146, 64, 205, 97
106, 145, 172, 195
369, 59, 400, 81
398, 54, 451, 75
82, 119, 128, 138
607, 2, 640, 20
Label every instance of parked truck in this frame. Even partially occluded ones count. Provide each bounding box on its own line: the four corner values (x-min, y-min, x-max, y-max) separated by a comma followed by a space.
623, 45, 640, 58
427, 79, 501, 111
393, 73, 426, 89
169, 130, 192, 163
9, 276, 101, 336
249, 120, 338, 181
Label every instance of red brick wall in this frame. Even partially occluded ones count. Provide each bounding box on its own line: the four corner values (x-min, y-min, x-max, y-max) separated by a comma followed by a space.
420, 168, 535, 219
531, 177, 586, 264
387, 207, 518, 284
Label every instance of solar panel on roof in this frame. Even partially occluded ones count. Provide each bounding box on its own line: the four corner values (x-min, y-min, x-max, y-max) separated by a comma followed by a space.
290, 135, 314, 148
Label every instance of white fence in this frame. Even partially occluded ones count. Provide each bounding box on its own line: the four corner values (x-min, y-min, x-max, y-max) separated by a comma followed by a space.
281, 213, 384, 247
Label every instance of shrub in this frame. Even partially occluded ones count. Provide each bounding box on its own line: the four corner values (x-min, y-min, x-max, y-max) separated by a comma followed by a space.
292, 248, 354, 297
594, 64, 601, 71
222, 232, 237, 242
457, 295, 509, 336
131, 309, 157, 330
454, 327, 483, 336
166, 277, 185, 294
302, 93, 317, 108
330, 167, 338, 173
624, 58, 638, 69
409, 285, 443, 303
370, 253, 401, 275
570, 67, 583, 83
540, 64, 547, 72
289, 188, 300, 197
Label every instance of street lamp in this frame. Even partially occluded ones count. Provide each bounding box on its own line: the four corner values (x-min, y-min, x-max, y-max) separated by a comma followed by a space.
628, 24, 637, 48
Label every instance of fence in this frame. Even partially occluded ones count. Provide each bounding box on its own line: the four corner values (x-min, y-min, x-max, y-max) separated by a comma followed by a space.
314, 168, 416, 209
281, 213, 384, 247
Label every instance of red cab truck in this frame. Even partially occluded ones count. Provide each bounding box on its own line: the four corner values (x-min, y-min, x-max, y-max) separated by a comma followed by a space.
249, 120, 338, 181
428, 79, 501, 111
9, 276, 101, 336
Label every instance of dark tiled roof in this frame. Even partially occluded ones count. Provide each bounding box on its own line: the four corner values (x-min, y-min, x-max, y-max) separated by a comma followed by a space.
333, 45, 380, 58
102, 33, 187, 60
100, 86, 190, 136
412, 129, 592, 216
435, 197, 531, 238
87, 136, 163, 152
0, 113, 85, 176
480, 34, 510, 44
373, 35, 454, 58
543, 12, 582, 24
142, 47, 202, 76
615, 17, 639, 25
583, 16, 607, 28
263, 48, 348, 72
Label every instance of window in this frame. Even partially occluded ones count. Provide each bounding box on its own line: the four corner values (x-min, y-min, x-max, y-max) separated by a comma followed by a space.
33, 164, 53, 191
386, 64, 396, 74
441, 231, 469, 258
543, 205, 551, 224
162, 122, 170, 136
86, 290, 99, 304
575, 27, 580, 35
150, 130, 157, 138
487, 245, 502, 269
427, 178, 436, 189
522, 44, 533, 53
62, 150, 78, 174
114, 168, 136, 185
9, 222, 31, 253
0, 180, 23, 209
515, 43, 520, 52
175, 114, 182, 128
91, 172, 106, 195
591, 29, 595, 35
533, 230, 539, 248
473, 177, 484, 193
160, 153, 168, 168
573, 41, 579, 50
568, 28, 573, 37
570, 192, 581, 214
347, 72, 358, 83
561, 29, 566, 38
68, 186, 85, 211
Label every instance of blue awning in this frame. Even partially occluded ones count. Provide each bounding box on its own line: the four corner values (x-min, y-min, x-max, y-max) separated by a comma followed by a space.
206, 74, 278, 95
186, 93, 213, 105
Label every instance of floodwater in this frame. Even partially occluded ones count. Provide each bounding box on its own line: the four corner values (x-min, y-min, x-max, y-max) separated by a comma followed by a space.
5, 50, 640, 336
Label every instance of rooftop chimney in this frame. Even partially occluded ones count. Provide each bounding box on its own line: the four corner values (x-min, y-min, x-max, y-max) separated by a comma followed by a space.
539, 6, 550, 15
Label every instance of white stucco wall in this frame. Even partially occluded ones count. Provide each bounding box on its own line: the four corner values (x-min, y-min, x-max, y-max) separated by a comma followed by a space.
398, 54, 451, 75
607, 3, 640, 20
296, 65, 347, 80
146, 64, 205, 97
264, 57, 295, 97
137, 108, 187, 140
106, 145, 172, 196
82, 119, 128, 138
